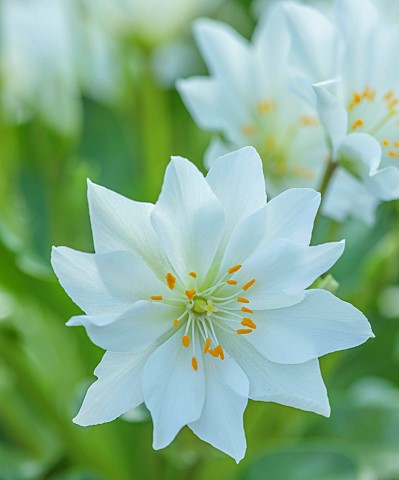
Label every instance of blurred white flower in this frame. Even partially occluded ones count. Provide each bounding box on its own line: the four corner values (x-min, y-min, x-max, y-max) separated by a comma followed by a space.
51, 146, 373, 462
0, 0, 80, 135
177, 8, 328, 196
87, 0, 221, 47
283, 0, 399, 223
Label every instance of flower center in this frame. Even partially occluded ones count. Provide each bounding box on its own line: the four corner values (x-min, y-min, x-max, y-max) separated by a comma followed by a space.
150, 265, 257, 372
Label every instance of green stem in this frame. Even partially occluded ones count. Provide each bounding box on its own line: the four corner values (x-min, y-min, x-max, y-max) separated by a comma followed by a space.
314, 157, 338, 231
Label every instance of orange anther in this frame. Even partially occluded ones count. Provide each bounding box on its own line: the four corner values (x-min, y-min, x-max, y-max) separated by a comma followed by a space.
351, 118, 364, 130
215, 344, 225, 360
185, 289, 196, 301
383, 139, 390, 147
189, 272, 197, 278
182, 335, 190, 348
237, 297, 250, 303
242, 279, 256, 291
204, 338, 211, 354
241, 307, 253, 314
228, 264, 242, 274
173, 319, 179, 327
166, 272, 176, 290
241, 318, 257, 329
237, 329, 253, 335
192, 356, 198, 371
241, 124, 256, 135
226, 280, 238, 285
150, 296, 163, 301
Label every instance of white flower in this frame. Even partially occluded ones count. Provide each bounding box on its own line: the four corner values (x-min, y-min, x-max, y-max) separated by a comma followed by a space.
51, 147, 373, 462
1, 0, 80, 135
177, 9, 327, 196
282, 0, 399, 223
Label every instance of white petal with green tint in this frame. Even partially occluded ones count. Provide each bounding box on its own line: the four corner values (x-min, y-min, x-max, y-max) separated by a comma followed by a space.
248, 289, 373, 364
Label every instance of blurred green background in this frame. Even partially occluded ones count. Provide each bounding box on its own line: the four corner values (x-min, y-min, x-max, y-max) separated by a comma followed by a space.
1, 0, 399, 479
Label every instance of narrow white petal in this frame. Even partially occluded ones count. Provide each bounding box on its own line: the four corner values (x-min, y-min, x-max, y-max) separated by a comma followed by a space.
234, 239, 345, 309
67, 301, 180, 352
322, 168, 379, 225
263, 188, 321, 245
368, 166, 399, 201
87, 181, 169, 276
248, 289, 373, 364
337, 133, 382, 176
151, 157, 225, 280
51, 247, 165, 315
142, 332, 205, 450
204, 138, 234, 170
218, 330, 330, 417
206, 147, 267, 236
74, 345, 158, 426
189, 355, 249, 463
313, 85, 348, 152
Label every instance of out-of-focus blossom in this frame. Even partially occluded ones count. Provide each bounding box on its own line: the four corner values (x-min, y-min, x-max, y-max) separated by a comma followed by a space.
177, 8, 327, 196
283, 0, 399, 223
51, 147, 373, 462
0, 0, 80, 135
88, 0, 221, 48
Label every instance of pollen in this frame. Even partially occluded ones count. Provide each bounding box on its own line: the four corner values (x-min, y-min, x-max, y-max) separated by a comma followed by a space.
204, 338, 211, 353
173, 319, 179, 327
182, 335, 190, 348
351, 118, 364, 130
189, 271, 197, 278
228, 264, 242, 274
215, 344, 225, 360
166, 272, 176, 290
150, 296, 163, 301
242, 279, 256, 291
237, 297, 250, 303
383, 139, 390, 147
226, 280, 237, 285
237, 329, 253, 335
388, 151, 399, 158
185, 289, 196, 301
192, 356, 198, 371
241, 306, 253, 314
241, 124, 256, 135
241, 318, 257, 329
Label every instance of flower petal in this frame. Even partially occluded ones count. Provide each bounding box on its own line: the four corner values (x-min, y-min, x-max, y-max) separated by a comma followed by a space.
74, 344, 158, 426
337, 132, 381, 176
249, 289, 373, 364
189, 354, 249, 463
51, 247, 166, 315
87, 181, 169, 276
322, 168, 379, 225
206, 147, 267, 236
313, 85, 348, 152
218, 330, 330, 417
368, 166, 399, 201
204, 138, 234, 170
67, 301, 180, 352
234, 239, 345, 309
151, 157, 225, 281
263, 188, 321, 245
142, 332, 205, 450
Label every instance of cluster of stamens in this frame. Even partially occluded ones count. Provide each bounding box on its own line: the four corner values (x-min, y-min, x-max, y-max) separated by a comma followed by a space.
150, 264, 257, 371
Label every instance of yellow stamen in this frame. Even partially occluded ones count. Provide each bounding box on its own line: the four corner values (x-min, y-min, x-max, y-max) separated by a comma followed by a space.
228, 264, 242, 274
182, 335, 190, 348
204, 338, 211, 354
189, 271, 197, 278
351, 118, 364, 130
185, 289, 196, 301
299, 115, 318, 126
394, 142, 399, 148
209, 348, 219, 358
237, 329, 253, 335
241, 124, 256, 135
150, 296, 163, 301
166, 272, 176, 290
242, 279, 256, 291
237, 297, 250, 304
214, 344, 225, 360
241, 307, 253, 314
173, 319, 179, 327
257, 100, 275, 114
385, 91, 394, 101
388, 151, 399, 158
226, 280, 238, 285
265, 137, 277, 151
383, 139, 390, 147
241, 318, 257, 329
192, 356, 198, 371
